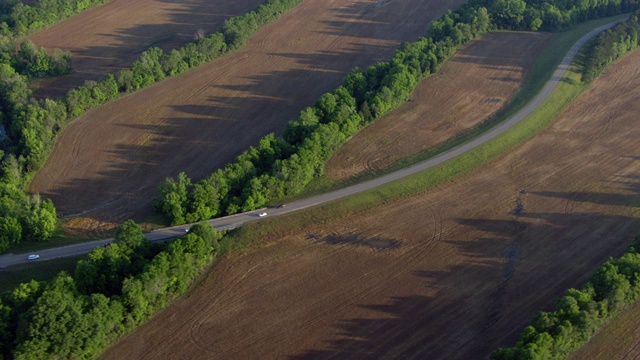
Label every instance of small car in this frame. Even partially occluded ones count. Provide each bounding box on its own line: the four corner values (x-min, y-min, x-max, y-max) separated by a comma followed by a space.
185, 228, 190, 233
277, 204, 286, 209
258, 212, 268, 217
27, 254, 40, 260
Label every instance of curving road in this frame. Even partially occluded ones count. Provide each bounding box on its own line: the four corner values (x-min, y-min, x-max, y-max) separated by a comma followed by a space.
0, 20, 623, 270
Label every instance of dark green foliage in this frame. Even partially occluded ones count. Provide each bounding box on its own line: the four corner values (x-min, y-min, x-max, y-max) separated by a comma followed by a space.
491, 234, 640, 359
1, 220, 220, 358
222, 0, 304, 49
0, 0, 304, 253
582, 12, 640, 82
154, 0, 640, 226
12, 39, 73, 77
13, 274, 125, 360
155, 3, 499, 225
74, 220, 156, 297
0, 0, 109, 37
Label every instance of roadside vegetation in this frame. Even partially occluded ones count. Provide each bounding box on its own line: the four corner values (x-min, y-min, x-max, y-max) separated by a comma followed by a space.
153, 0, 640, 228
0, 0, 303, 253
1, 1, 639, 359
582, 12, 640, 81
0, 220, 223, 359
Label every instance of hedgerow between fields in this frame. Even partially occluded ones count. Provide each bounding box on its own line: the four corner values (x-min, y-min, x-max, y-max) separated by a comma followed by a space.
0, 0, 109, 37
0, 1, 640, 359
491, 234, 640, 359
582, 12, 640, 81
153, 0, 640, 227
0, 0, 303, 253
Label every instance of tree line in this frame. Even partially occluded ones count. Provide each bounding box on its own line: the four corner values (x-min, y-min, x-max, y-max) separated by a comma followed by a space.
491, 233, 640, 359
0, 220, 222, 359
0, 0, 303, 253
582, 11, 640, 82
0, 0, 639, 358
0, 0, 109, 37
154, 0, 640, 226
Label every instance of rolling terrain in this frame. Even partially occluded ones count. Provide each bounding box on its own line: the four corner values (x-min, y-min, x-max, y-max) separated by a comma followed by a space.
28, 0, 466, 235
27, 0, 265, 99
99, 39, 640, 359
326, 31, 551, 180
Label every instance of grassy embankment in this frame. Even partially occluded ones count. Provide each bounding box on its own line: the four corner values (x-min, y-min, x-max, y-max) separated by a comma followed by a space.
231, 13, 629, 242
301, 13, 629, 195
0, 14, 629, 292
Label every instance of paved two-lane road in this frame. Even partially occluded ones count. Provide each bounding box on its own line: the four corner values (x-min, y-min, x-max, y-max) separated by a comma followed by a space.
0, 19, 623, 269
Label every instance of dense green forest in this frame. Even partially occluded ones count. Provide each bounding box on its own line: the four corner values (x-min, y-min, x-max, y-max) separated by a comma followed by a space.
0, 0, 639, 358
0, 0, 303, 253
491, 234, 640, 359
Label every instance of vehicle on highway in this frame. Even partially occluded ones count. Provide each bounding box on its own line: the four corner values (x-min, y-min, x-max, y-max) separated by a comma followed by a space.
27, 254, 40, 260
259, 212, 268, 217
277, 204, 286, 209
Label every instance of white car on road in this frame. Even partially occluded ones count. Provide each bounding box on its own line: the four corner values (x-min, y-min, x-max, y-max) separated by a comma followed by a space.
27, 254, 40, 260
259, 212, 268, 217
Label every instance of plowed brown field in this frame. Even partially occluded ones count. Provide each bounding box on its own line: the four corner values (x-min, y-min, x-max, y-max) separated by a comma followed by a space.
326, 31, 551, 180
98, 45, 640, 360
29, 0, 465, 235
570, 300, 640, 360
27, 0, 265, 99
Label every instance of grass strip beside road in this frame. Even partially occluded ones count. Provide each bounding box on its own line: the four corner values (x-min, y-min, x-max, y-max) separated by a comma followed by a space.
301, 14, 629, 196
0, 15, 628, 289
232, 15, 627, 242
0, 255, 84, 294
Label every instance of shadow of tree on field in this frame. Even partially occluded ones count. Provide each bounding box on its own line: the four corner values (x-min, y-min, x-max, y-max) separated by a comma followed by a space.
34, 1, 524, 227
30, 0, 266, 99
287, 186, 640, 360
307, 231, 401, 250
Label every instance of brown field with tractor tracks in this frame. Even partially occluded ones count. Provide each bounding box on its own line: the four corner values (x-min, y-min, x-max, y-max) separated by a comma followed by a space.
29, 0, 466, 235
570, 298, 640, 360
326, 31, 552, 180
98, 44, 640, 360
26, 0, 266, 99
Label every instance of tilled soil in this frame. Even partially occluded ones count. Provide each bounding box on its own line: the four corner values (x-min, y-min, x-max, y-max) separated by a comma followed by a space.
29, 0, 465, 235
27, 0, 265, 99
326, 31, 552, 180
99, 41, 640, 360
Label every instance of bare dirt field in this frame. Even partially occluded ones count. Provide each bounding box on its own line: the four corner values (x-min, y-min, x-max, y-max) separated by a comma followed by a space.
29, 0, 466, 235
98, 48, 640, 360
27, 0, 265, 99
326, 31, 552, 180
570, 300, 640, 360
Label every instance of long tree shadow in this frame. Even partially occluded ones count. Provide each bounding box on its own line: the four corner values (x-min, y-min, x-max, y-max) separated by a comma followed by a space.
287, 201, 640, 359
34, 0, 474, 227
29, 0, 266, 99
